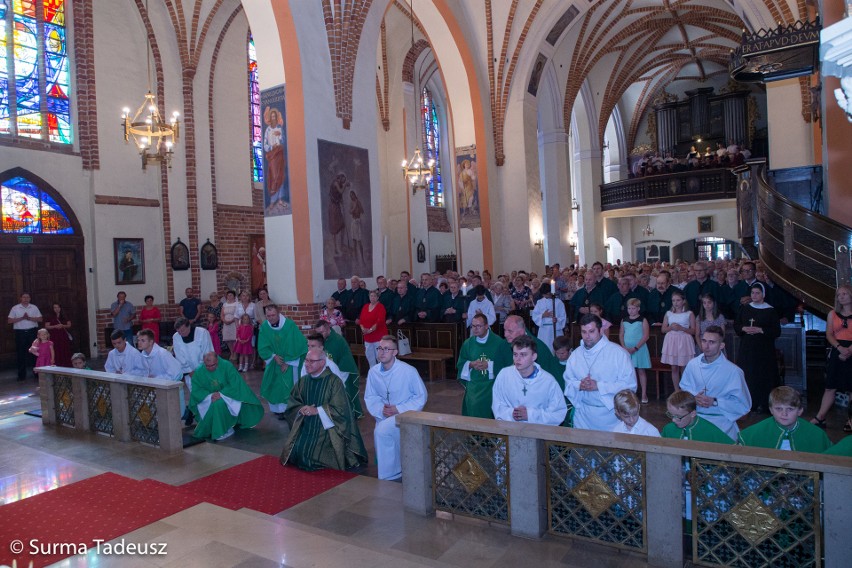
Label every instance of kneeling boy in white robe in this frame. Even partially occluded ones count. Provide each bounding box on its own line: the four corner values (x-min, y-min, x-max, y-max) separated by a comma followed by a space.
611, 389, 660, 437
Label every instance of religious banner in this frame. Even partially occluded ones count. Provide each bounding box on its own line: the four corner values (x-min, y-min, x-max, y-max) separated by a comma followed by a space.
317, 140, 373, 279
455, 145, 480, 229
260, 84, 291, 217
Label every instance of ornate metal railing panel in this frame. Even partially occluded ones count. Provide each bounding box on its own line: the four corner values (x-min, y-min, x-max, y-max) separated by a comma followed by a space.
52, 374, 75, 427
546, 442, 646, 552
127, 385, 160, 446
86, 379, 114, 436
691, 458, 820, 568
431, 427, 509, 524
600, 168, 736, 211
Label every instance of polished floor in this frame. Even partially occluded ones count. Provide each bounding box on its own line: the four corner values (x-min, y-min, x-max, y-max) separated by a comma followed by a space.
0, 358, 848, 567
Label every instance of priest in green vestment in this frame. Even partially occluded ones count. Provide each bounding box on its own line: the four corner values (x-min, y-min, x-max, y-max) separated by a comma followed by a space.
824, 436, 851, 456
315, 320, 363, 419
190, 352, 265, 441
258, 304, 308, 417
281, 347, 367, 471
738, 386, 832, 453
457, 313, 512, 418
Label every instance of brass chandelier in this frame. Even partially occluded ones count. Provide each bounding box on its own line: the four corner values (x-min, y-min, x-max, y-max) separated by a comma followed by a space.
401, 148, 434, 194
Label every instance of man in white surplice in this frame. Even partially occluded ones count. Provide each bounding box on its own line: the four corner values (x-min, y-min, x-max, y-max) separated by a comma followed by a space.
364, 335, 427, 480
172, 317, 214, 426
563, 314, 636, 431
492, 335, 567, 425
136, 328, 185, 409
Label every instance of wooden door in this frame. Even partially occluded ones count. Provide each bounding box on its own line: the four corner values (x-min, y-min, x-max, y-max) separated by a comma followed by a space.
0, 246, 88, 368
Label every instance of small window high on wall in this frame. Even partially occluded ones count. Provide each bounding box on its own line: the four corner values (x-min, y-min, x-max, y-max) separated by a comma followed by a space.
0, 0, 72, 143
248, 34, 263, 183
1, 175, 73, 234
421, 87, 443, 207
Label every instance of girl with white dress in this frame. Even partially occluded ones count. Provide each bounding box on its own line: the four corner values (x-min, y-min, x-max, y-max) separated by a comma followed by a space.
661, 290, 695, 392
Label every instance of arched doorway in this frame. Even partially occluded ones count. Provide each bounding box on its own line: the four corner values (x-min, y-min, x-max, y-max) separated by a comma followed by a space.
0, 168, 88, 369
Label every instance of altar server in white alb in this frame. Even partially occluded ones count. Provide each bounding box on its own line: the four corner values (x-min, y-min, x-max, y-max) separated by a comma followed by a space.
172, 317, 215, 426
563, 314, 636, 431
364, 335, 428, 480
136, 329, 185, 408
492, 335, 567, 425
531, 282, 566, 355
678, 325, 751, 440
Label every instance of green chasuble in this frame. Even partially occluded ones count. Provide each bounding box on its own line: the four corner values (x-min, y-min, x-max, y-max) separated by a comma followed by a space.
824, 436, 849, 456
258, 317, 308, 406
738, 417, 832, 453
456, 331, 512, 418
190, 357, 265, 440
324, 330, 364, 419
280, 367, 368, 471
662, 416, 733, 444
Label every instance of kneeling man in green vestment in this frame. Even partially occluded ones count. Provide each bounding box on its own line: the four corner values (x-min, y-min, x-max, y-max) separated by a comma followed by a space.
190, 352, 265, 441
457, 313, 512, 418
281, 347, 368, 471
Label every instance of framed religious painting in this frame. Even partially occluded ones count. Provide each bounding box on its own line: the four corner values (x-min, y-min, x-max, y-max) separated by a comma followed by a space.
200, 239, 218, 270
171, 238, 190, 270
698, 216, 713, 233
114, 238, 145, 285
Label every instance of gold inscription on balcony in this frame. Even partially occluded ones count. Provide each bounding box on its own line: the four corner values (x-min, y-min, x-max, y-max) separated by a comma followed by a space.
572, 471, 617, 518
726, 494, 781, 544
60, 390, 72, 409
452, 455, 488, 493
96, 395, 107, 417
138, 403, 153, 427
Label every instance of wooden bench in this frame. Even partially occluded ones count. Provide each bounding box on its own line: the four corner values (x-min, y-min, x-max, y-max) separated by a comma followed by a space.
648, 356, 670, 401
349, 344, 454, 381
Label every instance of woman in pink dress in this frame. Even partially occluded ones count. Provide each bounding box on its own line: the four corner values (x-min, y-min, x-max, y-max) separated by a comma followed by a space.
205, 312, 221, 355
139, 295, 161, 344
29, 328, 54, 378
44, 303, 72, 367
234, 314, 255, 372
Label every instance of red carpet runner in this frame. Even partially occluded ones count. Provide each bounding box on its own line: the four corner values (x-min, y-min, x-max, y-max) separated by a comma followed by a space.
0, 472, 204, 568
0, 456, 356, 567
176, 455, 357, 514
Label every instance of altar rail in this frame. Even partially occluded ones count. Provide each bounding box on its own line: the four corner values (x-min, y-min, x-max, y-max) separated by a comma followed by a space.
398, 411, 852, 568
36, 366, 184, 453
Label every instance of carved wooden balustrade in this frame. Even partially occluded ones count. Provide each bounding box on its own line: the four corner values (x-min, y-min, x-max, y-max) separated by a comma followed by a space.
600, 168, 737, 211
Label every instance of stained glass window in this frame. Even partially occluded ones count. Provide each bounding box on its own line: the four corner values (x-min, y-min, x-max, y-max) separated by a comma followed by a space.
1, 176, 74, 234
248, 35, 263, 182
421, 87, 443, 207
0, 0, 72, 143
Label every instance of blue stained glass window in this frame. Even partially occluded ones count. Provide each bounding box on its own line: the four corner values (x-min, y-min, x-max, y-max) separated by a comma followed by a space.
1, 175, 74, 234
248, 35, 263, 183
1, 0, 72, 143
420, 87, 443, 207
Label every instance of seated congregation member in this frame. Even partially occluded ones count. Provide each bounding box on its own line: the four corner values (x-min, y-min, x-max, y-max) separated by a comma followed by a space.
679, 325, 751, 441
611, 389, 660, 437
457, 314, 513, 418
492, 335, 567, 425
563, 314, 636, 432
466, 285, 496, 327
531, 282, 566, 354
281, 347, 367, 471
364, 335, 427, 480
314, 319, 362, 419
104, 329, 145, 376
190, 352, 264, 441
738, 386, 832, 453
662, 391, 733, 444
258, 304, 308, 419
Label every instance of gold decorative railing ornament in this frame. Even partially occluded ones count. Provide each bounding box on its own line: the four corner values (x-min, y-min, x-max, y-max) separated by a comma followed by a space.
128, 385, 160, 445
87, 379, 114, 435
431, 428, 509, 523
691, 458, 820, 567
547, 442, 646, 551
53, 374, 75, 427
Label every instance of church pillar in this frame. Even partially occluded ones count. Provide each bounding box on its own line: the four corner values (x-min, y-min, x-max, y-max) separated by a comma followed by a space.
766, 78, 815, 169
538, 128, 573, 266
573, 146, 606, 266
